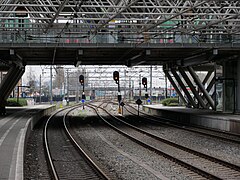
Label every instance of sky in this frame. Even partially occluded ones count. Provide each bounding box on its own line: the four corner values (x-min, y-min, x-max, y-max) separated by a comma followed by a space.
22, 65, 166, 89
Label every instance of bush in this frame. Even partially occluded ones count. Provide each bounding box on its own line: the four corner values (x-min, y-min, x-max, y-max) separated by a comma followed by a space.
7, 98, 28, 106
160, 98, 178, 106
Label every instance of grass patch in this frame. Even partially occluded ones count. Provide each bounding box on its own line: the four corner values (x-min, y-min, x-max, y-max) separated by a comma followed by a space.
7, 98, 27, 106
160, 98, 178, 106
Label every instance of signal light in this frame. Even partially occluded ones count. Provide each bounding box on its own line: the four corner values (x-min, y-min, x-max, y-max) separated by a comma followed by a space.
79, 75, 84, 85
142, 77, 147, 87
113, 71, 119, 84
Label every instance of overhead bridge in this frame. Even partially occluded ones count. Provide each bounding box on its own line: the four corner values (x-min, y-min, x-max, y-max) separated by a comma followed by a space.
1, 1, 240, 114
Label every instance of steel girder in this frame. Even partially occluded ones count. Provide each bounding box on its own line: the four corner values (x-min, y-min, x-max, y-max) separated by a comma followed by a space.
171, 67, 198, 108
187, 66, 215, 109
178, 66, 207, 108
1, 1, 240, 39
163, 68, 187, 105
0, 64, 25, 101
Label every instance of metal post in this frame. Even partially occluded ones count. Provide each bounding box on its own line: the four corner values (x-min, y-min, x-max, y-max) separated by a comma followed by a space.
132, 80, 134, 100
117, 83, 120, 93
165, 74, 167, 99
17, 86, 19, 103
214, 63, 217, 111
39, 74, 41, 104
150, 65, 152, 104
67, 69, 69, 105
76, 77, 79, 103
124, 69, 126, 100
50, 65, 53, 104
83, 93, 85, 110
139, 74, 141, 100
118, 83, 121, 113
138, 105, 140, 116
129, 77, 131, 101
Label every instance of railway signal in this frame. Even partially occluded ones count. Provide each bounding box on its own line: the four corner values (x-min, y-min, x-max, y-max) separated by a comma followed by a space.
79, 75, 85, 109
136, 99, 142, 116
142, 77, 149, 103
113, 71, 119, 84
142, 77, 147, 88
79, 75, 84, 85
113, 71, 122, 114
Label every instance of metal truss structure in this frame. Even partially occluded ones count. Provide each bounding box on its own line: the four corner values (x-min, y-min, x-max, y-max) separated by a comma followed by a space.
1, 0, 240, 43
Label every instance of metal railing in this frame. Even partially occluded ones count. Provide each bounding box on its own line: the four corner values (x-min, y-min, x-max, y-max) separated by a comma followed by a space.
0, 29, 239, 45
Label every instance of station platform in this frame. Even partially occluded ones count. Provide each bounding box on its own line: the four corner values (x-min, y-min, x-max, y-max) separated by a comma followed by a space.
143, 104, 240, 134
0, 105, 55, 180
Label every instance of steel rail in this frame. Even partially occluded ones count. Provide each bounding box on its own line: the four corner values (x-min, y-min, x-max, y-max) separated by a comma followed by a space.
43, 104, 82, 179
87, 103, 222, 180
124, 103, 240, 144
43, 109, 62, 180
111, 104, 240, 172
62, 105, 111, 180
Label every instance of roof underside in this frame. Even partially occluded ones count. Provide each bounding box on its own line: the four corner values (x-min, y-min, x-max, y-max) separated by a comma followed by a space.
1, 0, 240, 66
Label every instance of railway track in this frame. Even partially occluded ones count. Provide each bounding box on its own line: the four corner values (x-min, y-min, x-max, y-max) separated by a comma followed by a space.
88, 103, 240, 180
43, 105, 110, 180
124, 103, 240, 144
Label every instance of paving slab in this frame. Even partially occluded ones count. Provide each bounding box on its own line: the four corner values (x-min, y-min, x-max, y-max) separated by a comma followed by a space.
143, 104, 240, 133
0, 105, 55, 180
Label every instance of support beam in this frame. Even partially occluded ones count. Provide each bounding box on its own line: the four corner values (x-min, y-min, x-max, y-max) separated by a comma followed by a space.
0, 66, 17, 97
0, 65, 25, 100
187, 66, 215, 109
200, 74, 215, 103
206, 77, 215, 93
178, 67, 206, 108
202, 70, 213, 86
206, 92, 217, 109
142, 1, 207, 33
171, 68, 197, 108
93, 0, 140, 34
6, 68, 25, 98
164, 69, 187, 105
44, 0, 69, 33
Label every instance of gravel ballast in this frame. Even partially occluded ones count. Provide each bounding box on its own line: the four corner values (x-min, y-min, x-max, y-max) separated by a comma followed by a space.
71, 108, 204, 179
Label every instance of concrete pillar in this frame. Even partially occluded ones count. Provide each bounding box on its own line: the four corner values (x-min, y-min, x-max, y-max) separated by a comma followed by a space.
223, 61, 236, 113
237, 61, 240, 112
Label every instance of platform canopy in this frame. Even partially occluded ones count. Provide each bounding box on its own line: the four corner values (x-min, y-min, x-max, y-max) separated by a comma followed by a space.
0, 1, 240, 66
